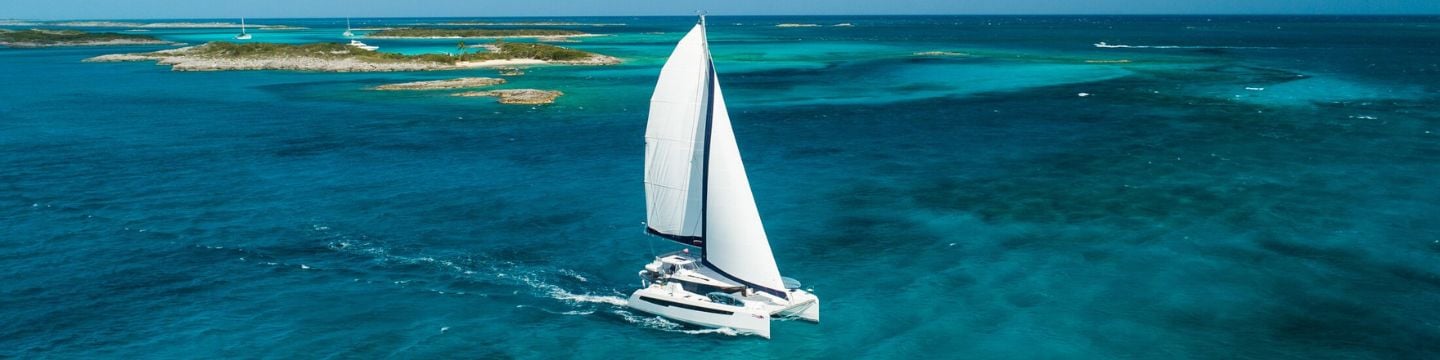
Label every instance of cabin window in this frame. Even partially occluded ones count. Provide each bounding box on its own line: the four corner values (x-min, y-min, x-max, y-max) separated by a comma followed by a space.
707, 292, 744, 307
679, 280, 724, 295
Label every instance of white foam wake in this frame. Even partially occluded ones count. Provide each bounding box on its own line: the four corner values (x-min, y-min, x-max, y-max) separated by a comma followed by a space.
314, 225, 742, 337
515, 305, 596, 316
321, 226, 627, 309
498, 270, 628, 307
1093, 41, 1279, 50
612, 310, 738, 336
551, 291, 629, 307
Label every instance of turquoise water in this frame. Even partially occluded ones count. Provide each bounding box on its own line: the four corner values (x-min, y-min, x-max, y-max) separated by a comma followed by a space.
3, 16, 1439, 358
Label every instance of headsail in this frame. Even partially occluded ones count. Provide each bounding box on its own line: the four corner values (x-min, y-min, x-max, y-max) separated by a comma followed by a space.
643, 18, 788, 299
644, 23, 711, 246
699, 73, 788, 299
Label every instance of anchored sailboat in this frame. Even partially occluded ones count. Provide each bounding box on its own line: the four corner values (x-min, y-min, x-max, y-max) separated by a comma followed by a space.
626, 15, 819, 339
235, 17, 252, 40
343, 17, 355, 37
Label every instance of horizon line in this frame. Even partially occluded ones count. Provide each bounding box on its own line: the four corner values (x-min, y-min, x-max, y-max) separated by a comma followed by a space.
6, 13, 1440, 21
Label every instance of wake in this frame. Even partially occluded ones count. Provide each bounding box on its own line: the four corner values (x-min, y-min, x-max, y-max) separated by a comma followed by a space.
1094, 41, 1279, 49
208, 223, 740, 337
613, 310, 739, 336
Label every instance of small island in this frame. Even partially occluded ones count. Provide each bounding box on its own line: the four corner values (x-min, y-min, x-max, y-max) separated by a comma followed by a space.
454, 89, 563, 105
48, 21, 301, 29
372, 77, 505, 90
370, 77, 558, 104
437, 21, 626, 27
0, 29, 171, 48
367, 28, 592, 39
85, 41, 619, 72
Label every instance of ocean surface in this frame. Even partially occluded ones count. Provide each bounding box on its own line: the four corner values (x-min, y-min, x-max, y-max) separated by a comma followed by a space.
3, 15, 1439, 358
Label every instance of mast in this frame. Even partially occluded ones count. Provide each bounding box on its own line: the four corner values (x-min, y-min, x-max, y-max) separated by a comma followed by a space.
698, 13, 713, 243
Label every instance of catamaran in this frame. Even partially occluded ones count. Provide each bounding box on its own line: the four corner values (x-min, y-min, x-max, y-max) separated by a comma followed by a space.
234, 17, 252, 40
626, 15, 819, 339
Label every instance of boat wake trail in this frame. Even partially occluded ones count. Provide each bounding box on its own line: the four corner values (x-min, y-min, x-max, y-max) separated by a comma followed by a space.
1093, 41, 1279, 49
312, 224, 627, 308
285, 224, 734, 337
514, 305, 596, 316
505, 271, 630, 307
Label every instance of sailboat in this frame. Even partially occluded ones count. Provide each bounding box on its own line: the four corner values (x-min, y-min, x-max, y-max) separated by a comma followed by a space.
234, 17, 252, 40
342, 17, 355, 37
626, 15, 819, 339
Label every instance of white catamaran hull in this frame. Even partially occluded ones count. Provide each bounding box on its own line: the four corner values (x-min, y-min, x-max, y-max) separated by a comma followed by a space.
627, 287, 773, 338
776, 291, 821, 323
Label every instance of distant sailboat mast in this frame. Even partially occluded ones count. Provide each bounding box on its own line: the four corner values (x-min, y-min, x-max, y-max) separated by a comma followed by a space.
343, 17, 355, 37
235, 17, 252, 40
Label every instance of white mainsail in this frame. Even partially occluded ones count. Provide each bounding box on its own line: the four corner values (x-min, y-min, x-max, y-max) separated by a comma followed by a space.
644, 23, 710, 243
643, 19, 787, 298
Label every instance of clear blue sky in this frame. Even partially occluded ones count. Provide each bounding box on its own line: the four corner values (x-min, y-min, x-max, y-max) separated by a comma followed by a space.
3, 0, 1438, 20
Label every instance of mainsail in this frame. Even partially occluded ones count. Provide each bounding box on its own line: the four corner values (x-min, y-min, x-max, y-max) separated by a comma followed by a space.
643, 18, 788, 298
643, 23, 710, 245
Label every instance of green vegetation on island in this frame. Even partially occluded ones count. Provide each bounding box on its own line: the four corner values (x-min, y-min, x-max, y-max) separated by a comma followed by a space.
463, 40, 596, 62
368, 28, 587, 38
85, 41, 620, 72
187, 41, 602, 63
0, 29, 168, 47
185, 41, 458, 63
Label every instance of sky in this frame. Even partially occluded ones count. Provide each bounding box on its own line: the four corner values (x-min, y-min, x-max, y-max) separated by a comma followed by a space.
2, 0, 1438, 20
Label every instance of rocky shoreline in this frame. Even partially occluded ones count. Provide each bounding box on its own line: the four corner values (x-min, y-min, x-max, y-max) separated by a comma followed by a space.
454, 89, 563, 104
372, 77, 506, 90
370, 77, 561, 104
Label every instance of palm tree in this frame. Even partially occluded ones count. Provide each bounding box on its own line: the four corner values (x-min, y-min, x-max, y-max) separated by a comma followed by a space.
456, 40, 466, 57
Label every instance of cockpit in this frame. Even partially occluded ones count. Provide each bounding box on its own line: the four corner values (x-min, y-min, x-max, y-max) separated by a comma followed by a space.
656, 255, 699, 275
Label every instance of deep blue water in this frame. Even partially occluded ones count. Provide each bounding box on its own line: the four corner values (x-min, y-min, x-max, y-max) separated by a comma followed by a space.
3, 16, 1439, 358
